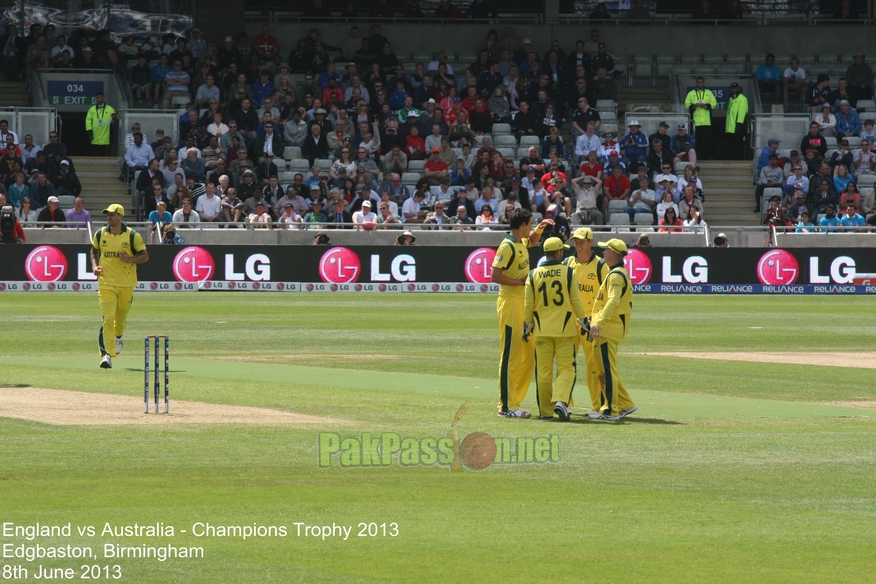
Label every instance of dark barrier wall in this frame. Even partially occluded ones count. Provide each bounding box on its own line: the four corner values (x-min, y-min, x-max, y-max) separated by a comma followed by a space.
2, 244, 876, 292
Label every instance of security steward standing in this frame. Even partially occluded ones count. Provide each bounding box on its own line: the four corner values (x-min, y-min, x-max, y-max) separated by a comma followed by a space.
523, 237, 589, 421
564, 227, 610, 419
85, 92, 117, 156
683, 76, 717, 160
589, 238, 636, 420
725, 82, 749, 160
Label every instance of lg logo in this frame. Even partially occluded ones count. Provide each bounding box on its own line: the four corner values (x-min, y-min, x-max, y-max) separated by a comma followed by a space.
173, 247, 215, 282
757, 250, 799, 285
319, 247, 361, 283
25, 246, 68, 282
624, 249, 652, 284
464, 248, 496, 283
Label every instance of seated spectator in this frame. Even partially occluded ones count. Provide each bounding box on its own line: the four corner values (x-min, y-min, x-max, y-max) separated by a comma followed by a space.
834, 164, 854, 193
678, 185, 703, 218
836, 100, 862, 137
619, 120, 648, 170
424, 147, 449, 185
795, 210, 816, 232
801, 121, 828, 159
804, 72, 831, 115
782, 57, 806, 109
812, 178, 839, 211
541, 127, 565, 160
854, 139, 876, 175
246, 201, 272, 227
647, 139, 673, 177
575, 122, 601, 163
303, 199, 328, 227
598, 129, 619, 164
181, 149, 205, 182
658, 206, 682, 232
624, 177, 656, 220
512, 99, 539, 140
148, 200, 173, 228
813, 104, 837, 138
683, 206, 707, 232
475, 205, 498, 229
818, 203, 841, 231
536, 103, 561, 139
786, 191, 813, 223
785, 162, 810, 194
603, 151, 625, 176
830, 140, 853, 173
162, 59, 191, 109
195, 183, 222, 222
757, 137, 781, 174
755, 153, 784, 212
656, 189, 678, 222
671, 124, 697, 168
449, 203, 474, 230
593, 66, 617, 102
402, 189, 427, 223
7, 172, 28, 207
579, 149, 603, 181
601, 165, 630, 217
171, 197, 198, 226
846, 53, 873, 106
840, 182, 862, 213
65, 196, 91, 228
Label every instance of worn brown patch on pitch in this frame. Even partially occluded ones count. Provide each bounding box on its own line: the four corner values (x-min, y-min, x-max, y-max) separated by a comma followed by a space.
0, 387, 347, 426
218, 354, 401, 363
635, 352, 876, 370
828, 400, 876, 410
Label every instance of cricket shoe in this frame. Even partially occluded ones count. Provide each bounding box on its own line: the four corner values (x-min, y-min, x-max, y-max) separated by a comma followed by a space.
114, 335, 124, 355
598, 413, 620, 421
586, 410, 602, 420
554, 402, 571, 421
99, 355, 112, 369
498, 408, 531, 419
619, 406, 638, 418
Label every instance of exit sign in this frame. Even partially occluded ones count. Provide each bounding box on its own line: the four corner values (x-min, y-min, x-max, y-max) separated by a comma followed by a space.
47, 80, 105, 106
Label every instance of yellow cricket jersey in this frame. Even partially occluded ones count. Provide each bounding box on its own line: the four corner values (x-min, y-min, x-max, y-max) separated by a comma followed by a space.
92, 224, 146, 288
524, 260, 587, 337
564, 253, 609, 316
492, 235, 531, 299
591, 264, 633, 343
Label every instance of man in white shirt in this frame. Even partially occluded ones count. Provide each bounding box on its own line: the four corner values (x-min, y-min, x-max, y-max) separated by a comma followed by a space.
124, 132, 154, 181
248, 201, 272, 227
474, 186, 499, 214
624, 177, 656, 220
782, 57, 806, 108
427, 52, 455, 76
277, 203, 302, 229
352, 200, 376, 229
574, 121, 601, 162
344, 75, 370, 103
195, 182, 222, 223
402, 190, 427, 223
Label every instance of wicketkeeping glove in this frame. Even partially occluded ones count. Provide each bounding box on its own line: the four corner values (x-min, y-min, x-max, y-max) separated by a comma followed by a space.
522, 322, 534, 343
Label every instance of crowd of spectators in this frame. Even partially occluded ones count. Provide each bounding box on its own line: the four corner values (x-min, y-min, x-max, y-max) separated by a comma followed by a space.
2, 15, 873, 234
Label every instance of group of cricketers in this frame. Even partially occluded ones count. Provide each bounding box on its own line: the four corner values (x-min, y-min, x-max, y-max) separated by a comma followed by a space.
491, 208, 636, 421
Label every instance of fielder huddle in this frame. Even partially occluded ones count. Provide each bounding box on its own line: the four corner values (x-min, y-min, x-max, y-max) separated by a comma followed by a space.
494, 213, 637, 421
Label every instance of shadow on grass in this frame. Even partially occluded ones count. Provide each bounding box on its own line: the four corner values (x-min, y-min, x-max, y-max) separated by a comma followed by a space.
0, 384, 30, 388
567, 416, 682, 426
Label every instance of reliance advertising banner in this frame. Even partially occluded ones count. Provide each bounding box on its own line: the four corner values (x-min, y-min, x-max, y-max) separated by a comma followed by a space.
0, 245, 875, 294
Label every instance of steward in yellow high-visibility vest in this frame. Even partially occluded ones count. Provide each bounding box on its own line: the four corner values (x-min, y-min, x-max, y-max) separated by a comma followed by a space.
725, 82, 750, 160
683, 76, 717, 160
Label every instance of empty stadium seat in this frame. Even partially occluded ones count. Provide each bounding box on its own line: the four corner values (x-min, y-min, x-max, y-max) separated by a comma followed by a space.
473, 135, 491, 146
494, 135, 517, 148
856, 100, 876, 113
675, 161, 690, 174
412, 51, 432, 63
457, 52, 476, 65
633, 53, 653, 80
609, 214, 631, 226
288, 159, 310, 173
519, 136, 540, 146
636, 227, 656, 232
284, 146, 302, 160
656, 54, 676, 78
497, 147, 515, 159
402, 172, 422, 183
825, 136, 838, 149
531, 212, 543, 223
315, 159, 332, 172
407, 160, 426, 172
492, 123, 512, 135
57, 195, 76, 210
703, 53, 724, 66
857, 174, 876, 188
281, 171, 299, 183
634, 213, 655, 225
681, 53, 702, 65
516, 147, 531, 158
846, 137, 861, 149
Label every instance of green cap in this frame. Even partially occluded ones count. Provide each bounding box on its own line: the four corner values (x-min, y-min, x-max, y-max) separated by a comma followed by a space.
543, 237, 569, 252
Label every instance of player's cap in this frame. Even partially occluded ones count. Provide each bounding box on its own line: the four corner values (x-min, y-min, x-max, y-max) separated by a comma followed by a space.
543, 237, 569, 252
362, 200, 371, 208
572, 227, 593, 241
102, 203, 124, 215
459, 186, 468, 191
598, 238, 628, 256
609, 151, 619, 157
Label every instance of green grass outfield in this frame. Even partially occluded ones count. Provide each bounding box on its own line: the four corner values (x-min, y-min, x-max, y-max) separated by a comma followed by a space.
1, 293, 875, 583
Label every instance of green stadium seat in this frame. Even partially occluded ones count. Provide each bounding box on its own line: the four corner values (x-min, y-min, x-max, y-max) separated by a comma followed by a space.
681, 53, 702, 65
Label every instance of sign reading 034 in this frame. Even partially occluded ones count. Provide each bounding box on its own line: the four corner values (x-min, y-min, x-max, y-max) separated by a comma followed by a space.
47, 80, 105, 106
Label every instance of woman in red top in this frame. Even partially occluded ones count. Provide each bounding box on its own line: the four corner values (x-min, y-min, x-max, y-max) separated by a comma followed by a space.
489, 152, 505, 179
840, 182, 861, 213
405, 126, 426, 160
659, 207, 683, 232
439, 87, 458, 116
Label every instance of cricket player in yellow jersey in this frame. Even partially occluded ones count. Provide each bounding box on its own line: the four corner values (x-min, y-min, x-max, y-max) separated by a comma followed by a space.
91, 204, 148, 369
589, 239, 636, 420
523, 237, 589, 421
491, 208, 554, 418
563, 227, 610, 419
